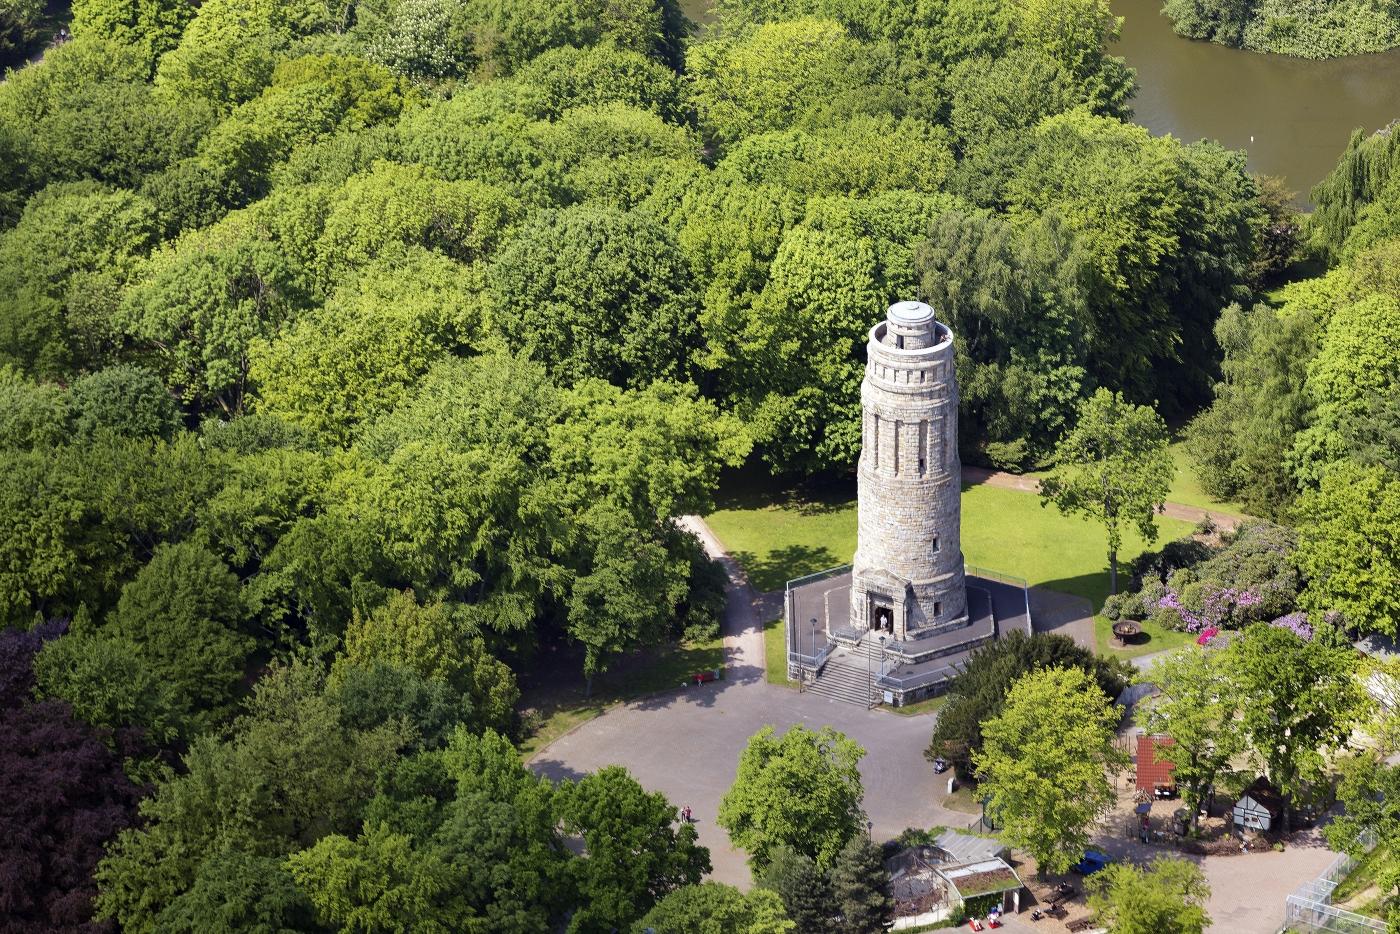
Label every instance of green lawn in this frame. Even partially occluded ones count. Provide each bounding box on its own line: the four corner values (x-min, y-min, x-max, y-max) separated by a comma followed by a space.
763, 616, 795, 688
708, 476, 1195, 610
1165, 441, 1246, 517
705, 471, 1197, 657
518, 634, 725, 757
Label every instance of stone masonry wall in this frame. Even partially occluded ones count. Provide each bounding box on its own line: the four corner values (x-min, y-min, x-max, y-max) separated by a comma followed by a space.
850, 302, 968, 640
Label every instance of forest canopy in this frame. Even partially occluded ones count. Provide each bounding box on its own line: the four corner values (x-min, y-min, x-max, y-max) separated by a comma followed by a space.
0, 0, 1309, 928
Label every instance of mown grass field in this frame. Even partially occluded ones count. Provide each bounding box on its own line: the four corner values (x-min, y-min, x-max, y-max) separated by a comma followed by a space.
706, 469, 1197, 658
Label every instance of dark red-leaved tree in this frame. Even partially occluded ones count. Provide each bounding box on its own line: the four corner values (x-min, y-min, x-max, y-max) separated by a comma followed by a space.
0, 623, 144, 933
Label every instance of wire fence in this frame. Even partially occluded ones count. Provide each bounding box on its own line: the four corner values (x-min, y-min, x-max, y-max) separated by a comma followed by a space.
1281, 829, 1384, 933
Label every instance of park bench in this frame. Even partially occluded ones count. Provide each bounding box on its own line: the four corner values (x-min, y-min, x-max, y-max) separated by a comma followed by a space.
687, 670, 720, 686
1046, 904, 1068, 920
1065, 918, 1094, 932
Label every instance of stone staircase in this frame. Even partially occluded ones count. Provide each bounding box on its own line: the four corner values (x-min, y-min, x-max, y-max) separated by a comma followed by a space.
807, 639, 891, 707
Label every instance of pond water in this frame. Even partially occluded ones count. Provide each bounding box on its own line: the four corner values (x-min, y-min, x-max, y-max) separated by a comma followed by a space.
1111, 0, 1400, 200
678, 0, 1400, 200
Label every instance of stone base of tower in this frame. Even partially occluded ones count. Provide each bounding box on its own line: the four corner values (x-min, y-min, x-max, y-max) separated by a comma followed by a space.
785, 566, 1032, 708
849, 556, 969, 642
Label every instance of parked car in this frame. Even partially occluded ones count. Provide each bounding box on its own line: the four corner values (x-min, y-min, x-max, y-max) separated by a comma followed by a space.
1072, 850, 1112, 875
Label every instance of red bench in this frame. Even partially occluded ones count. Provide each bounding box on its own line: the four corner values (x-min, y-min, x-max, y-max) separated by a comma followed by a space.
689, 670, 720, 685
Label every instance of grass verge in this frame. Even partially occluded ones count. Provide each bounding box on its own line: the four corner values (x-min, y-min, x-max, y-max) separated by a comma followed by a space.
763, 616, 795, 688
1094, 613, 1196, 660
518, 634, 725, 758
885, 694, 948, 716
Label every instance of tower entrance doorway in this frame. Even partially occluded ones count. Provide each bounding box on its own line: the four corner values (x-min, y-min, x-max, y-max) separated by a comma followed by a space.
872, 604, 893, 633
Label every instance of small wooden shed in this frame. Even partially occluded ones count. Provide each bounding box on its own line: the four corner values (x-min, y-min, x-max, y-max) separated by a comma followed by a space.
1233, 777, 1284, 832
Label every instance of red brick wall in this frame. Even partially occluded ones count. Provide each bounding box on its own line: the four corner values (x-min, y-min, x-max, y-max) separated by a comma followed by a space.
1136, 735, 1176, 791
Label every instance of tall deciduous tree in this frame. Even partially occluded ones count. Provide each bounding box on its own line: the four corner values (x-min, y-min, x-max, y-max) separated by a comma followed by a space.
719, 725, 866, 871
974, 666, 1125, 875
926, 630, 1132, 778
1040, 388, 1173, 594
1138, 648, 1245, 830
635, 882, 795, 934
1087, 857, 1211, 934
557, 766, 711, 933
756, 845, 834, 934
1294, 462, 1400, 639
1224, 625, 1365, 830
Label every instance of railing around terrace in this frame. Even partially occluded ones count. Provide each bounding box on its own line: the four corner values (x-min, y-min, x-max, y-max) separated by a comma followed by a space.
966, 564, 1033, 634
785, 565, 852, 685
876, 660, 965, 694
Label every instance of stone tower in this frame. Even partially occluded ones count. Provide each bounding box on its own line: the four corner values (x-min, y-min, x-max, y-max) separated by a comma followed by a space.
849, 301, 967, 641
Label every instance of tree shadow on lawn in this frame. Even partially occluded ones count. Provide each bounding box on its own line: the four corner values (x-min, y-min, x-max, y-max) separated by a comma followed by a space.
732, 543, 842, 593
711, 464, 856, 516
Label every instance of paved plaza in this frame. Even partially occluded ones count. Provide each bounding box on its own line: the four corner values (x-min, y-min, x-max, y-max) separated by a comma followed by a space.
529, 516, 1340, 930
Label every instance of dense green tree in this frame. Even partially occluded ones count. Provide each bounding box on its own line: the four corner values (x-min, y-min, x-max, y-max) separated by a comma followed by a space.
917, 208, 1091, 467
95, 662, 408, 933
687, 19, 867, 145
925, 630, 1132, 776
1163, 0, 1253, 46
1224, 625, 1365, 829
489, 204, 699, 387
338, 589, 518, 734
0, 367, 71, 449
0, 38, 214, 199
1087, 857, 1211, 934
1185, 300, 1315, 517
974, 666, 1124, 875
116, 212, 312, 413
1013, 0, 1134, 117
0, 182, 160, 376
718, 724, 866, 871
71, 0, 200, 75
251, 250, 485, 444
635, 883, 795, 934
314, 161, 520, 291
947, 47, 1077, 154
1294, 463, 1400, 639
557, 766, 711, 933
828, 836, 893, 934
1326, 746, 1400, 919
289, 728, 572, 933
0, 433, 224, 625
154, 849, 319, 934
1311, 126, 1400, 261
70, 364, 182, 441
1290, 293, 1400, 487
756, 845, 834, 933
105, 540, 254, 731
33, 629, 182, 743
1041, 389, 1173, 593
0, 0, 42, 66
744, 190, 953, 473
517, 43, 683, 120
1138, 649, 1245, 830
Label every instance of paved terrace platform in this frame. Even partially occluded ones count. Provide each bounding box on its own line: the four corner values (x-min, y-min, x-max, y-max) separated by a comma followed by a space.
787, 569, 1031, 671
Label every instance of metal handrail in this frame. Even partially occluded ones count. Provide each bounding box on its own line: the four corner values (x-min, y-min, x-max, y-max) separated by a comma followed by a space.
784, 564, 853, 590
966, 564, 1033, 633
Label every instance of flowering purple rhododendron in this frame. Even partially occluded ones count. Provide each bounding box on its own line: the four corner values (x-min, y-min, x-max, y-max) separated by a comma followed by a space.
1156, 585, 1265, 633
1270, 612, 1313, 641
